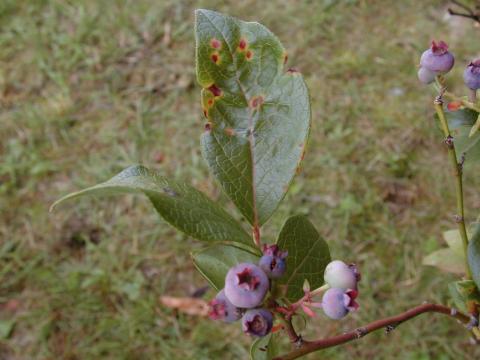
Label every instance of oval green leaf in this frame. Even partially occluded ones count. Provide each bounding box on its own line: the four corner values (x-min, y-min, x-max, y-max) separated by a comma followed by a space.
51, 165, 252, 245
468, 224, 480, 290
276, 215, 330, 302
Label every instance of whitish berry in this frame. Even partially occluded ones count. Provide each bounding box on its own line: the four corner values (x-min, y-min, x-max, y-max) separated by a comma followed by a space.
224, 263, 269, 308
324, 260, 360, 290
418, 67, 437, 84
420, 40, 454, 73
242, 308, 273, 337
208, 289, 242, 323
322, 288, 359, 320
464, 59, 480, 90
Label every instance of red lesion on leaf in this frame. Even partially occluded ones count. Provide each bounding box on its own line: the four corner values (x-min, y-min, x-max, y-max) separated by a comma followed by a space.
207, 84, 222, 97
203, 109, 208, 118
211, 52, 220, 64
207, 99, 214, 106
224, 128, 236, 136
210, 38, 221, 49
246, 50, 253, 60
204, 122, 212, 131
287, 68, 299, 74
250, 95, 264, 109
238, 38, 247, 51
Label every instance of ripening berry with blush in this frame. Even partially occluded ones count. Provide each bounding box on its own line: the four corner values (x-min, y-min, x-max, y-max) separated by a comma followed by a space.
464, 59, 480, 90
417, 67, 437, 84
324, 260, 360, 290
420, 40, 454, 73
242, 308, 273, 337
224, 263, 269, 308
208, 289, 242, 323
259, 244, 288, 279
322, 288, 359, 320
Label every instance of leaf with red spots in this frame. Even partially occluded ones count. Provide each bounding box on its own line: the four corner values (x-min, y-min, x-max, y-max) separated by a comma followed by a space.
195, 9, 311, 227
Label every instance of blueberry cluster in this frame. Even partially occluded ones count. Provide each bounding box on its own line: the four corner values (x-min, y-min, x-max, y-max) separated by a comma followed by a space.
208, 245, 288, 337
321, 260, 360, 320
418, 40, 480, 91
418, 41, 454, 84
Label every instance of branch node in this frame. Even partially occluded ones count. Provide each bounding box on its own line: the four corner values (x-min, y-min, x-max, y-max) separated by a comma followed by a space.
385, 322, 399, 334
466, 315, 479, 330
294, 335, 304, 348
444, 135, 454, 149
354, 327, 368, 339
454, 214, 464, 224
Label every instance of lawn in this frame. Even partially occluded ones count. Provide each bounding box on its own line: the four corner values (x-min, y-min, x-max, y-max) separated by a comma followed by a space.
2, 0, 480, 358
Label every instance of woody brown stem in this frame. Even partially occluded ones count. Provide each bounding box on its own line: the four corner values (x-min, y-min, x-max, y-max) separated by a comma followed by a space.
274, 303, 470, 360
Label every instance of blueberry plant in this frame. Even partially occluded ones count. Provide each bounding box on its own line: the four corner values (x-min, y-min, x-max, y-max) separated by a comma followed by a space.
51, 9, 480, 359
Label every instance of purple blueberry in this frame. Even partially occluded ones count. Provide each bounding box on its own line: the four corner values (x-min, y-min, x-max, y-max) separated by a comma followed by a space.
242, 308, 273, 337
322, 288, 359, 320
324, 260, 360, 290
208, 289, 242, 323
417, 67, 437, 84
420, 40, 454, 73
464, 59, 480, 90
224, 263, 269, 308
259, 244, 288, 279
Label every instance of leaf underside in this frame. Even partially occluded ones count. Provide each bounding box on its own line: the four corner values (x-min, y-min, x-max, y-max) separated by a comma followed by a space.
195, 9, 311, 227
276, 215, 331, 301
51, 165, 252, 245
444, 108, 480, 163
468, 224, 480, 290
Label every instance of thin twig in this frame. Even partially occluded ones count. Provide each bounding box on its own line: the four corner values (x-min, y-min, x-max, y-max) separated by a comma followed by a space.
433, 95, 472, 279
274, 303, 471, 360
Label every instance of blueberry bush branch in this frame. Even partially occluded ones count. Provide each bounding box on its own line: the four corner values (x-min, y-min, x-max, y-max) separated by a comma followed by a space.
274, 303, 472, 360
433, 96, 471, 278
50, 10, 480, 360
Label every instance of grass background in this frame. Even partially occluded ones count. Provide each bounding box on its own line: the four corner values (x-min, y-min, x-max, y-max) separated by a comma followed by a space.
2, 0, 480, 358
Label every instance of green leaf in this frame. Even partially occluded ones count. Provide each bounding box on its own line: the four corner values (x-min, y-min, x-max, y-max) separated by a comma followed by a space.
195, 9, 311, 226
448, 282, 468, 313
444, 108, 480, 162
423, 249, 464, 274
276, 215, 330, 301
192, 243, 260, 290
468, 224, 480, 290
51, 165, 252, 245
449, 280, 480, 312
0, 320, 15, 339
442, 229, 466, 258
445, 108, 478, 129
250, 333, 277, 360
422, 229, 467, 274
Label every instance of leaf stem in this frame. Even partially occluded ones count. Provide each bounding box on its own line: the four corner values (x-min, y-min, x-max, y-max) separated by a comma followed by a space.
274, 303, 471, 360
253, 226, 261, 247
433, 96, 472, 279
